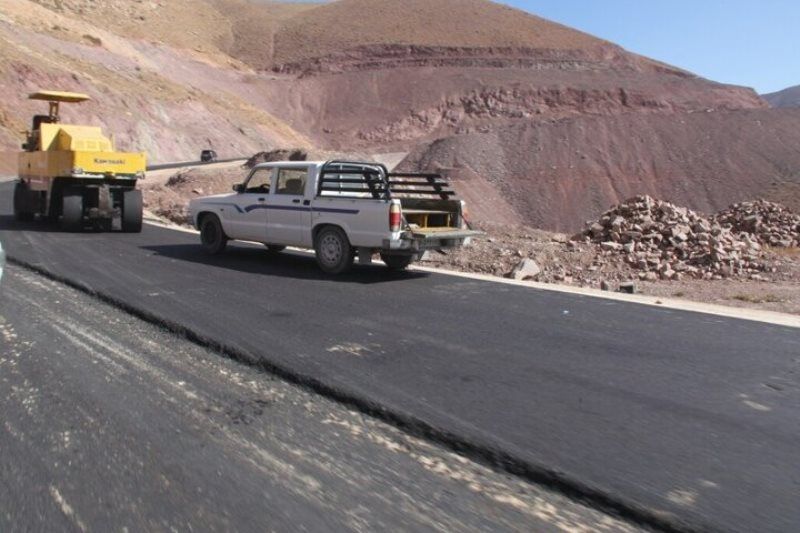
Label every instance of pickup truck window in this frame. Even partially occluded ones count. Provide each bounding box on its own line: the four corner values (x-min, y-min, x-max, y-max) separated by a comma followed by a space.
245, 169, 272, 193
275, 168, 308, 196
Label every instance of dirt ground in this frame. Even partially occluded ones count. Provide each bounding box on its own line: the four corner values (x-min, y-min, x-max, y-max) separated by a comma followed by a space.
142, 161, 247, 225
419, 222, 800, 316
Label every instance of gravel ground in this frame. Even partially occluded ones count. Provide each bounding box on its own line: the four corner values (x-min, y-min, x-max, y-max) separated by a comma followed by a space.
420, 222, 800, 315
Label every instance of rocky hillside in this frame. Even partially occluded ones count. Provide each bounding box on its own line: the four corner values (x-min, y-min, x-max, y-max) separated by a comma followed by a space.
400, 109, 800, 231
2, 0, 799, 230
1, 0, 765, 155
762, 85, 800, 108
0, 0, 312, 162
227, 0, 766, 150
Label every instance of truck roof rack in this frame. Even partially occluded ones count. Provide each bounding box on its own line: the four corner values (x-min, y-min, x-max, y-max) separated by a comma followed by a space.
318, 161, 458, 201
386, 172, 457, 200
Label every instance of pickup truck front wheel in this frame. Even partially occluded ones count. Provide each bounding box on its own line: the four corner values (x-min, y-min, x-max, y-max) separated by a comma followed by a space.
380, 253, 414, 271
200, 214, 228, 255
314, 226, 353, 274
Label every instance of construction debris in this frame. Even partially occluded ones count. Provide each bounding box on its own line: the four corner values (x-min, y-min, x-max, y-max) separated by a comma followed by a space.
509, 258, 541, 281
577, 195, 781, 281
714, 200, 800, 248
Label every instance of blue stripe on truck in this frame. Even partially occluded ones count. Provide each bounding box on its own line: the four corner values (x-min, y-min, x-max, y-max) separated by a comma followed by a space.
202, 203, 360, 215
244, 205, 360, 215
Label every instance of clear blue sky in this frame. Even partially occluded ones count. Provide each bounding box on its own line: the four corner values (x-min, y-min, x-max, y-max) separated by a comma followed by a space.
500, 0, 799, 94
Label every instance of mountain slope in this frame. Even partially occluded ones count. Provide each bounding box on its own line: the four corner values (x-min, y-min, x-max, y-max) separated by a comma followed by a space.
1, 0, 767, 157
269, 0, 617, 69
2, 0, 798, 231
400, 109, 800, 231
229, 0, 765, 150
762, 85, 800, 108
0, 0, 312, 161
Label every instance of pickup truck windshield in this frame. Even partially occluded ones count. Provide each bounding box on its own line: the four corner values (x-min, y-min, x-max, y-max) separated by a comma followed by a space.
245, 168, 271, 193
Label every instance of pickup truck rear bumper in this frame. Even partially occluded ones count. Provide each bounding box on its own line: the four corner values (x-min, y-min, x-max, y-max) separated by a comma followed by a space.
383, 228, 483, 253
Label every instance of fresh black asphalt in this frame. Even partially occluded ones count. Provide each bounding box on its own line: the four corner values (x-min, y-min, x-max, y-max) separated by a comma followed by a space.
2, 264, 627, 532
1, 182, 798, 532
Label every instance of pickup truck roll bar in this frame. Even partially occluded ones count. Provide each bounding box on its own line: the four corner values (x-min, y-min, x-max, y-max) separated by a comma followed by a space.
386, 172, 457, 200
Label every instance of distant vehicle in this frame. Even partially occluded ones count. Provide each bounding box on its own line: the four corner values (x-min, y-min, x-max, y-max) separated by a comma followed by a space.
188, 160, 481, 273
200, 150, 218, 163
14, 90, 146, 232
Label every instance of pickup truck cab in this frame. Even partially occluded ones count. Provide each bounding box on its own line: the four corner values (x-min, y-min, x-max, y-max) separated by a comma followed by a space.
188, 160, 480, 273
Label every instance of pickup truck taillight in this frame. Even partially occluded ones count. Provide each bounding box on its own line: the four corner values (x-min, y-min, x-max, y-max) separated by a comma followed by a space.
389, 202, 402, 232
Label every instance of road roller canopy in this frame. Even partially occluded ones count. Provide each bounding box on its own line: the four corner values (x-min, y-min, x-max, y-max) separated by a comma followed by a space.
28, 91, 90, 103
28, 90, 91, 124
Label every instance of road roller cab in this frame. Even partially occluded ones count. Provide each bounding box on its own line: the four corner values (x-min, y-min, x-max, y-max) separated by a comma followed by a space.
14, 90, 146, 232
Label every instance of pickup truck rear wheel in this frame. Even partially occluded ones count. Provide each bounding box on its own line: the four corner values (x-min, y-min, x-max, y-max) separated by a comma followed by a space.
200, 214, 228, 255
380, 253, 414, 271
314, 226, 353, 274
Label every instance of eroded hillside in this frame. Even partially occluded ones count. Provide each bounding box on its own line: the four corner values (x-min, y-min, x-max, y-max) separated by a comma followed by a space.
400, 109, 800, 231
2, 0, 799, 230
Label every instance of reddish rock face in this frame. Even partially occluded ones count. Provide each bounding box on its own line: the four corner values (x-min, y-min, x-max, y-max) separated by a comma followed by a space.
3, 0, 797, 232
399, 109, 800, 232
234, 0, 766, 151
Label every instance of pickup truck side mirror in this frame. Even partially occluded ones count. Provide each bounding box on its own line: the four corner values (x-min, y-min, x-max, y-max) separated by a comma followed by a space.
232, 183, 244, 193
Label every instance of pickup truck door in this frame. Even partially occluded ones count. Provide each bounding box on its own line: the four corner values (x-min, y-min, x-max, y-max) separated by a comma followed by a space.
228, 167, 273, 242
265, 167, 313, 247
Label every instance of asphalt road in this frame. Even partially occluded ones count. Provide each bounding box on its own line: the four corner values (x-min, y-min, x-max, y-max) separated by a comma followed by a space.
1, 181, 799, 532
0, 264, 636, 532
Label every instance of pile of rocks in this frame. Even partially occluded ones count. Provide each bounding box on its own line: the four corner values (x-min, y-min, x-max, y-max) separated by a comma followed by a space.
577, 195, 767, 281
715, 200, 800, 248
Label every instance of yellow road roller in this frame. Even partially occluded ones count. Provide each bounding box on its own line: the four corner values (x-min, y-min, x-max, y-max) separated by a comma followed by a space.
14, 90, 146, 232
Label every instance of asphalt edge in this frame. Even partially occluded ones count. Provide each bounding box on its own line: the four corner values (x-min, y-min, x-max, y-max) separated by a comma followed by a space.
141, 220, 800, 329
410, 265, 800, 329
6, 255, 709, 533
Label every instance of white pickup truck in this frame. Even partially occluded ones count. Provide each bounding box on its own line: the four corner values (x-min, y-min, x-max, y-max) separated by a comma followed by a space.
188, 160, 480, 273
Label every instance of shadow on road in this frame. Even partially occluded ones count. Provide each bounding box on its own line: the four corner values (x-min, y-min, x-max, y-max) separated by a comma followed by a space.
141, 243, 429, 285
0, 214, 62, 233
0, 215, 120, 234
